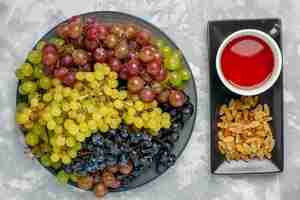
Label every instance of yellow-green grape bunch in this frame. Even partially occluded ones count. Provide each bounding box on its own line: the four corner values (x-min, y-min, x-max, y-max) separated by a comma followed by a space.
122, 100, 171, 134
16, 62, 171, 166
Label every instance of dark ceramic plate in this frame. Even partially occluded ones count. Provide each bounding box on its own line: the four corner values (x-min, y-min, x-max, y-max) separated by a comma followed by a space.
16, 11, 197, 191
208, 19, 283, 174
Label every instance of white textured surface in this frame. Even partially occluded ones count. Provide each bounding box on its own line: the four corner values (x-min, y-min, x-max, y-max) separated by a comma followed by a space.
0, 0, 299, 199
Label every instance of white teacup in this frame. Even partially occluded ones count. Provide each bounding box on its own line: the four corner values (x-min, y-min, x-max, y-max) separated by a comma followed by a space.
216, 29, 282, 96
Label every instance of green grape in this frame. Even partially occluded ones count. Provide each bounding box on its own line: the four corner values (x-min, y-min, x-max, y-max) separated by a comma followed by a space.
56, 170, 70, 184
54, 126, 63, 134
36, 40, 46, 51
66, 137, 76, 147
31, 123, 45, 135
40, 143, 50, 153
20, 63, 33, 77
25, 132, 39, 146
16, 68, 25, 80
49, 37, 65, 47
79, 122, 89, 132
19, 81, 37, 94
40, 131, 49, 143
68, 148, 77, 158
165, 53, 181, 71
161, 46, 172, 58
179, 68, 191, 81
16, 103, 28, 112
56, 135, 66, 146
50, 153, 60, 162
54, 93, 63, 102
51, 105, 61, 117
31, 145, 42, 158
27, 50, 42, 64
69, 174, 78, 182
61, 154, 71, 165
73, 142, 82, 151
43, 93, 52, 102
33, 64, 44, 79
39, 76, 51, 89
155, 39, 165, 50
40, 155, 51, 167
68, 123, 79, 135
85, 72, 95, 82
62, 87, 72, 97
52, 161, 62, 169
28, 92, 39, 102
47, 120, 56, 130
56, 117, 64, 125
75, 132, 85, 142
168, 71, 183, 87
16, 112, 30, 124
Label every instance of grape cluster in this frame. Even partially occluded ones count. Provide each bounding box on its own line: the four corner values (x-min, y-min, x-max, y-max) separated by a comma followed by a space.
60, 122, 182, 196
15, 15, 195, 198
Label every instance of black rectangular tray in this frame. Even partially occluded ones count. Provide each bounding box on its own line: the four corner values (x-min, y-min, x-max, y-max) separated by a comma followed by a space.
208, 19, 284, 174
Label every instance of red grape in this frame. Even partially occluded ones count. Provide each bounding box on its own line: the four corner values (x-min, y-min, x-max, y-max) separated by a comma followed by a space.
139, 88, 155, 102
84, 38, 98, 51
119, 161, 133, 175
140, 69, 153, 83
68, 23, 82, 39
128, 51, 139, 60
151, 81, 163, 94
87, 52, 93, 62
114, 40, 129, 59
153, 51, 163, 64
119, 66, 129, 80
71, 36, 84, 48
69, 16, 81, 24
139, 47, 154, 63
85, 16, 96, 25
80, 63, 92, 72
72, 49, 88, 66
108, 57, 122, 72
104, 34, 118, 48
102, 171, 115, 188
169, 90, 186, 107
94, 183, 108, 197
60, 54, 73, 67
127, 76, 145, 93
56, 23, 70, 39
106, 49, 114, 58
157, 89, 170, 103
43, 52, 58, 66
111, 24, 125, 38
93, 48, 107, 63
43, 65, 54, 76
110, 179, 121, 189
54, 67, 69, 80
63, 71, 76, 86
146, 60, 161, 76
128, 40, 139, 51
86, 27, 98, 41
155, 67, 167, 81
127, 59, 140, 76
124, 24, 137, 39
43, 44, 57, 54
107, 165, 119, 173
97, 24, 108, 40
136, 30, 151, 45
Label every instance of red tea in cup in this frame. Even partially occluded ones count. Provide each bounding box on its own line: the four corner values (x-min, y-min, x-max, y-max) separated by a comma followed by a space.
221, 35, 274, 87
